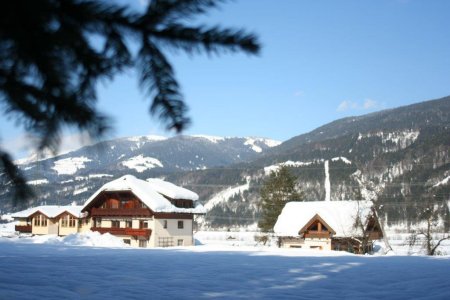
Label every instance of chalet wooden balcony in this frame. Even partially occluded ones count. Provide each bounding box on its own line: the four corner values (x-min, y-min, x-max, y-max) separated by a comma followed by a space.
91, 227, 152, 239
15, 225, 32, 233
304, 231, 331, 239
90, 207, 152, 217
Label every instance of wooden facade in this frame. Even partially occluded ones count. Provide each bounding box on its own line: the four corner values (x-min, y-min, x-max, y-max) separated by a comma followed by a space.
15, 224, 32, 233
299, 214, 336, 239
82, 189, 197, 247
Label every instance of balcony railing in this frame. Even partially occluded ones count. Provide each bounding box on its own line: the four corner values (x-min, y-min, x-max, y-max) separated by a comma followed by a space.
15, 225, 32, 233
91, 227, 152, 239
304, 231, 331, 239
90, 207, 152, 217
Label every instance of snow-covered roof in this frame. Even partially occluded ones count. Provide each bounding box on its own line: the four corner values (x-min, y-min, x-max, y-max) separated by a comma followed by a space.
274, 200, 374, 238
146, 178, 199, 201
82, 175, 205, 214
11, 205, 84, 219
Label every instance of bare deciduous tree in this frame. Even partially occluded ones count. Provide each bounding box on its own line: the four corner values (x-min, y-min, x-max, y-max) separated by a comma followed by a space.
408, 203, 449, 255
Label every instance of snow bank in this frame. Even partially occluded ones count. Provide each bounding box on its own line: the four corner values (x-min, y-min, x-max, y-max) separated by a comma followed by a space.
61, 232, 127, 247
0, 236, 449, 300
2, 231, 126, 248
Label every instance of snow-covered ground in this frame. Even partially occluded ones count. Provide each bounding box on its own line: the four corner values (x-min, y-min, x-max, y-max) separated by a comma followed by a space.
0, 223, 449, 299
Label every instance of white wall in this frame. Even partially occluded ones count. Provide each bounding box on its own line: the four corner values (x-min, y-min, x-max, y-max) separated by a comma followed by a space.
151, 218, 193, 247
281, 237, 332, 250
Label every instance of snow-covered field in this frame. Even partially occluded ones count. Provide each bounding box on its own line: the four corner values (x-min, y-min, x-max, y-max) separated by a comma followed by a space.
0, 223, 449, 299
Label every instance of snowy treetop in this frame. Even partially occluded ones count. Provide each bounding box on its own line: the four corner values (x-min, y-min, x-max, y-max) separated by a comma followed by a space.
274, 200, 374, 238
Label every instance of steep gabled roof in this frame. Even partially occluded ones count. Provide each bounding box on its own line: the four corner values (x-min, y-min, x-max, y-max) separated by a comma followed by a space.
11, 205, 84, 219
274, 200, 374, 238
82, 175, 205, 214
146, 178, 199, 200
299, 214, 336, 235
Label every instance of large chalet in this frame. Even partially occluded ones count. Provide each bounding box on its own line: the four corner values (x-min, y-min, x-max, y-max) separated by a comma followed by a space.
274, 200, 383, 253
12, 175, 205, 248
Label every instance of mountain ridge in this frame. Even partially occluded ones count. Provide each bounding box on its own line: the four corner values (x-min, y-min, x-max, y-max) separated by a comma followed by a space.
2, 97, 449, 231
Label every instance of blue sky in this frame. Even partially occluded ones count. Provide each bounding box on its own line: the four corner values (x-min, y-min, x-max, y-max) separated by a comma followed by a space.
2, 0, 450, 158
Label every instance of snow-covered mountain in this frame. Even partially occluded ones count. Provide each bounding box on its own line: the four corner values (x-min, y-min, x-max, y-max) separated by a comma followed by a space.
2, 97, 449, 231
165, 96, 450, 228
1, 135, 280, 211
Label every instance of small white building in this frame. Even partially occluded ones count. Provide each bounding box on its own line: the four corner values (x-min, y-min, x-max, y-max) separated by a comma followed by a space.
274, 200, 383, 253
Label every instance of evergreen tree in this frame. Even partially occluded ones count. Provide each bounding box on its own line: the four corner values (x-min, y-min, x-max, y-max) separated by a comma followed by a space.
258, 166, 303, 233
0, 0, 260, 201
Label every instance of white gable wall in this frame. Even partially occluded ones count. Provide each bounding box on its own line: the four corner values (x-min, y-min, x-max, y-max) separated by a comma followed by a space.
274, 200, 374, 238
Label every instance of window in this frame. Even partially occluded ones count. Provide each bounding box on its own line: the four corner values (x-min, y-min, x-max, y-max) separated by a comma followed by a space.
177, 239, 184, 246
158, 237, 173, 247
106, 198, 119, 209
125, 220, 132, 228
123, 239, 131, 245
178, 220, 184, 229
69, 216, 76, 227
163, 220, 168, 229
111, 199, 119, 209
34, 215, 47, 227
140, 220, 148, 229
111, 220, 120, 228
139, 240, 147, 248
121, 195, 135, 208
61, 216, 68, 227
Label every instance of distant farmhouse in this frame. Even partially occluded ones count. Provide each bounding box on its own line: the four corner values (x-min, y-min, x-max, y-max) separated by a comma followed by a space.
13, 175, 205, 248
274, 201, 383, 253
